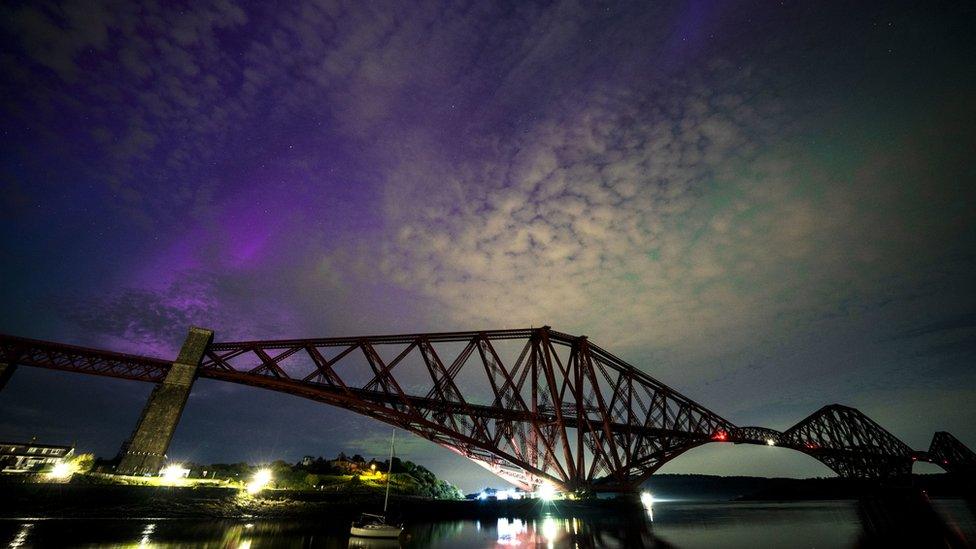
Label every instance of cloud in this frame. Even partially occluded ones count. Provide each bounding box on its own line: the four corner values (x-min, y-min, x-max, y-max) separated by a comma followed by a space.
63, 269, 299, 357
1, 2, 115, 81
38, 0, 974, 399
343, 431, 441, 461
363, 66, 976, 398
1, 0, 249, 227
375, 74, 781, 353
4, 0, 975, 480
890, 313, 976, 340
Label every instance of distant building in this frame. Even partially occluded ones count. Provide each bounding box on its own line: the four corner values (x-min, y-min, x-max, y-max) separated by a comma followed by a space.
329, 455, 367, 473
469, 486, 529, 500
329, 458, 359, 473
0, 440, 74, 473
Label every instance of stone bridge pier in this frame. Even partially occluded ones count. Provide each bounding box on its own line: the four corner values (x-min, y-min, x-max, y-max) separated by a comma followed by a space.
115, 327, 213, 476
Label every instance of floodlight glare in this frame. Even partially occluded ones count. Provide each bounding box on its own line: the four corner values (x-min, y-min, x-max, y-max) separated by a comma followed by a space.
640, 491, 654, 509
48, 461, 74, 480
247, 468, 273, 494
537, 482, 557, 501
160, 464, 188, 482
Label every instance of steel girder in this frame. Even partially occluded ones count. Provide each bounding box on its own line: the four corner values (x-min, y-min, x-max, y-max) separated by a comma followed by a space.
731, 426, 783, 446
3, 330, 974, 489
927, 432, 976, 474
0, 328, 732, 492
200, 327, 734, 492
0, 334, 170, 383
778, 405, 915, 479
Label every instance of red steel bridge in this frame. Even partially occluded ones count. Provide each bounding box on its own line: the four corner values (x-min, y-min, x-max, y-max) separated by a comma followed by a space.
1, 326, 973, 492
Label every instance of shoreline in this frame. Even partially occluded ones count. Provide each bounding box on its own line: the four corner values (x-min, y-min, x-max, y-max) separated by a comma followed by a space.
0, 483, 649, 520
3, 480, 973, 521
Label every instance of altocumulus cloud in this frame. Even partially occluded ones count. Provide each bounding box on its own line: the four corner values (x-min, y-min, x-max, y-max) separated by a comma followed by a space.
372, 72, 975, 391
2, 1, 974, 482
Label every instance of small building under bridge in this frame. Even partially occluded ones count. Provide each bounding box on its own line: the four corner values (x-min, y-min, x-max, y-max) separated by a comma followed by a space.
0, 439, 74, 474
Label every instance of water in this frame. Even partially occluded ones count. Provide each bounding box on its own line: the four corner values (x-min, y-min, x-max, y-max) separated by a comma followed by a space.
2, 500, 973, 548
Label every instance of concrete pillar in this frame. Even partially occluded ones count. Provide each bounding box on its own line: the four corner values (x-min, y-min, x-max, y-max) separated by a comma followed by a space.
116, 327, 213, 476
0, 362, 16, 391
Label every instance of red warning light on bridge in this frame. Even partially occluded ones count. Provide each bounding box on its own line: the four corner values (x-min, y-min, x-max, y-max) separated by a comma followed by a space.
711, 430, 729, 442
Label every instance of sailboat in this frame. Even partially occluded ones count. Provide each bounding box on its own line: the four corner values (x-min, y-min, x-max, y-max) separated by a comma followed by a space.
350, 429, 404, 539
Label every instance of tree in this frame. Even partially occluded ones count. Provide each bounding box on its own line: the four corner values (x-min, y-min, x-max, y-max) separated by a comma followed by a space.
70, 453, 95, 474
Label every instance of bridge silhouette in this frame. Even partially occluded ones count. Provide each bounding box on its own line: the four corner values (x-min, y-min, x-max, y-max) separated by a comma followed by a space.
1, 326, 973, 493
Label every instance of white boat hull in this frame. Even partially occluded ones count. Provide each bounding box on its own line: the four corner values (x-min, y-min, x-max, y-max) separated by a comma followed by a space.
350, 525, 403, 538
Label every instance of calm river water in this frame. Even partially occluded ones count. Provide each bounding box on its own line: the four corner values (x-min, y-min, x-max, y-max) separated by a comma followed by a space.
2, 499, 974, 548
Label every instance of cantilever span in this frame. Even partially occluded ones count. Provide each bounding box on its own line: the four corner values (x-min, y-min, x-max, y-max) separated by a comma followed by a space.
1, 327, 972, 492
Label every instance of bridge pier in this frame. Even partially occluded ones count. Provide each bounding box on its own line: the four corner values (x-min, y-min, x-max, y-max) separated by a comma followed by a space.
0, 361, 16, 391
116, 327, 213, 476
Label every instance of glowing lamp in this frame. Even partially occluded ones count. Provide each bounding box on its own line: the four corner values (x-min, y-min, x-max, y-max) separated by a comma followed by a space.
537, 482, 557, 501
160, 464, 189, 482
247, 468, 273, 494
48, 461, 74, 480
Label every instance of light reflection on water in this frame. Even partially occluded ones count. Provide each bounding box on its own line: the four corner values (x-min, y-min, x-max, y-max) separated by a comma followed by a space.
138, 523, 155, 547
8, 522, 31, 548
492, 516, 578, 547
1, 499, 973, 548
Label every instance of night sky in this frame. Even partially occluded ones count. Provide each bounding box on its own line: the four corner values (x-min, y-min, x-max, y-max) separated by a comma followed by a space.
1, 1, 974, 491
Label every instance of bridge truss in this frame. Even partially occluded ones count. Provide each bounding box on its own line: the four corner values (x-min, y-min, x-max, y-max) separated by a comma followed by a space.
1, 327, 972, 492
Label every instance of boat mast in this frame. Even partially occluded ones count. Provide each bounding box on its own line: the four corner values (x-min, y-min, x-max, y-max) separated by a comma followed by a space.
383, 429, 395, 515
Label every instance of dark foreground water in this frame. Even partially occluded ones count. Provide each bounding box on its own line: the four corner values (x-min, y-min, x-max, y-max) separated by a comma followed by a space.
2, 499, 974, 548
